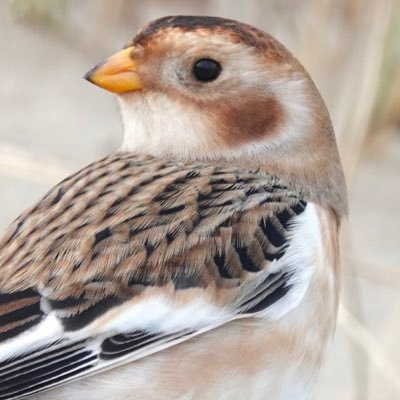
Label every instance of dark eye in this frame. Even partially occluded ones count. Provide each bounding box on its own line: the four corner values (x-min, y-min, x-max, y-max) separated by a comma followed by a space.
193, 59, 221, 82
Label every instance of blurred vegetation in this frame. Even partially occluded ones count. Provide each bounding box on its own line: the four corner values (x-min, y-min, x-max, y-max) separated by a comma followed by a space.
9, 0, 66, 24
372, 0, 400, 135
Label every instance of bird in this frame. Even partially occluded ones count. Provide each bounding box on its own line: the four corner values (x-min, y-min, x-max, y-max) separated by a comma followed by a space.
0, 15, 346, 400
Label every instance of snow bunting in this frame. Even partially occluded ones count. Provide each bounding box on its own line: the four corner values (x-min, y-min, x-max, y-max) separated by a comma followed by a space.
0, 16, 346, 400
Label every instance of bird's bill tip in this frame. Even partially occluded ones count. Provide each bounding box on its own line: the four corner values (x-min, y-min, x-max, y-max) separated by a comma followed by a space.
84, 46, 143, 94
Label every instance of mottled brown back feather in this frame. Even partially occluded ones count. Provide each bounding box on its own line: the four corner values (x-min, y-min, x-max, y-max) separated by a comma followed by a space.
0, 152, 306, 332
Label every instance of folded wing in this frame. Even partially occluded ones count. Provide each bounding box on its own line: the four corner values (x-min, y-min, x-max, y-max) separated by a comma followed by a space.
0, 153, 313, 398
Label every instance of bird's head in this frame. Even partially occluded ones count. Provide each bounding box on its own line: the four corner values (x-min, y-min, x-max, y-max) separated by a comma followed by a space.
85, 15, 347, 217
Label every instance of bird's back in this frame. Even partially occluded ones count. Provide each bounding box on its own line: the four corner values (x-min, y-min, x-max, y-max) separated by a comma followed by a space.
0, 153, 338, 400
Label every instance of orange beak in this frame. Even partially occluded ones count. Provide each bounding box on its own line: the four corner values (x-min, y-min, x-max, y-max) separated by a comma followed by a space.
84, 46, 143, 94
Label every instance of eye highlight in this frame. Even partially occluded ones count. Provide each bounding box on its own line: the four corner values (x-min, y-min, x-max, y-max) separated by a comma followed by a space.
193, 59, 221, 82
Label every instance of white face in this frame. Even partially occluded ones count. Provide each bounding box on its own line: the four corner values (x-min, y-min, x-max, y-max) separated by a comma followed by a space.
118, 30, 314, 163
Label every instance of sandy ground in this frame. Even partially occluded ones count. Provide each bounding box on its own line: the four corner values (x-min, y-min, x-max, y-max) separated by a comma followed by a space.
0, 5, 399, 399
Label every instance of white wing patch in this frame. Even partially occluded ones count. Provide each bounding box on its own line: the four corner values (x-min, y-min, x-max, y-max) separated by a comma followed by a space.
258, 202, 320, 320
0, 314, 63, 362
83, 296, 232, 337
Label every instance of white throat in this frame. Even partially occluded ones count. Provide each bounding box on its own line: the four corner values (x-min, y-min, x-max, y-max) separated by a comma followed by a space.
119, 92, 212, 159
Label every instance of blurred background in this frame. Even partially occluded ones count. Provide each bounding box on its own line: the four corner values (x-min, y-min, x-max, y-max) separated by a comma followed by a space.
0, 0, 399, 398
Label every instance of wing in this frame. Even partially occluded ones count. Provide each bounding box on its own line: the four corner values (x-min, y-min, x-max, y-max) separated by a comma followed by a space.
0, 153, 313, 399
